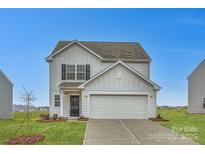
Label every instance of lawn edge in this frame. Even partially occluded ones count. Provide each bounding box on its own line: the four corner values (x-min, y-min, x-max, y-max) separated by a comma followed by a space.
83, 120, 89, 145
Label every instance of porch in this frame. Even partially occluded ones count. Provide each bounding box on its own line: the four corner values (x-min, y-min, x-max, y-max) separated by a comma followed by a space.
59, 82, 83, 118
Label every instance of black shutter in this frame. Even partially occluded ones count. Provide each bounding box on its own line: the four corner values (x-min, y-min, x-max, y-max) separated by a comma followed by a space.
86, 64, 90, 80
62, 64, 66, 80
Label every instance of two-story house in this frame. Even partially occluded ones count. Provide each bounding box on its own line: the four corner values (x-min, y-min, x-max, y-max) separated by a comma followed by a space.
46, 40, 161, 119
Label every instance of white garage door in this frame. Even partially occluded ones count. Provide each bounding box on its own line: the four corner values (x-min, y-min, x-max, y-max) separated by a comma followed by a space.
90, 95, 148, 119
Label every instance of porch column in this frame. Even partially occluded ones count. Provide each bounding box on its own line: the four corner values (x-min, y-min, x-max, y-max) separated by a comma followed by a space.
60, 91, 64, 117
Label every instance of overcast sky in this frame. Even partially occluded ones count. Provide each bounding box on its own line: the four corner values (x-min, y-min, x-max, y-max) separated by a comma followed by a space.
0, 9, 205, 106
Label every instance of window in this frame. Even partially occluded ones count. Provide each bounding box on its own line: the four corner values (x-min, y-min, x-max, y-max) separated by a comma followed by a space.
77, 65, 86, 80
54, 95, 60, 107
67, 65, 75, 80
203, 97, 205, 109
61, 64, 88, 80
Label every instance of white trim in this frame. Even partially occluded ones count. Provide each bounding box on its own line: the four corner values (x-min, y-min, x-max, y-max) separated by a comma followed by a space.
46, 40, 103, 61
60, 92, 64, 117
79, 60, 161, 90
87, 91, 149, 96
60, 89, 81, 92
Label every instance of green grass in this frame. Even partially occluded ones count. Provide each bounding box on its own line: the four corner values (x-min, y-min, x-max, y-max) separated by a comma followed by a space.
158, 108, 205, 144
0, 112, 87, 145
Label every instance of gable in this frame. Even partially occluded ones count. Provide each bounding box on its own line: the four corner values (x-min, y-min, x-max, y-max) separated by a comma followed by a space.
188, 60, 205, 80
84, 64, 154, 91
46, 41, 103, 62
0, 70, 13, 87
53, 43, 103, 62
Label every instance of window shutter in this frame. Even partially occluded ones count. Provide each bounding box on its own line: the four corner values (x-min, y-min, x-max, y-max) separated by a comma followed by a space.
86, 64, 90, 80
62, 64, 66, 80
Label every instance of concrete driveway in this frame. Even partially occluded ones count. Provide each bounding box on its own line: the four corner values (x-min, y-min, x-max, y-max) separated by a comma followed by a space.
84, 119, 198, 145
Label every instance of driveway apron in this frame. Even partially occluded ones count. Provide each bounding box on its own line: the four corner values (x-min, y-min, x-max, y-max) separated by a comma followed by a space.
84, 119, 198, 145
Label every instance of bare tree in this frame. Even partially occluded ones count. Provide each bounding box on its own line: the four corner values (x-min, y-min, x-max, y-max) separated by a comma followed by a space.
19, 87, 37, 133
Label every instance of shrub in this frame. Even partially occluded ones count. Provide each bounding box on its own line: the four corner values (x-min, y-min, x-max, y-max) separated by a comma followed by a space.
53, 114, 58, 120
157, 113, 162, 119
39, 114, 49, 120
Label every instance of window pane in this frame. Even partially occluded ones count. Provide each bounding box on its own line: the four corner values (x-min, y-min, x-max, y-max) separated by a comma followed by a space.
77, 65, 86, 73
77, 73, 85, 80
55, 95, 60, 100
67, 65, 75, 72
77, 65, 86, 80
67, 65, 75, 80
54, 95, 60, 107
67, 73, 75, 80
55, 101, 60, 107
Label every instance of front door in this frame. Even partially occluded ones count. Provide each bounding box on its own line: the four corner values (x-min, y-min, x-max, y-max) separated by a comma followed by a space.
70, 96, 80, 117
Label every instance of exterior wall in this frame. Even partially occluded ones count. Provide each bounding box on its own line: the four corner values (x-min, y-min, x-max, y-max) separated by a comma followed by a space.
48, 44, 151, 116
82, 64, 157, 118
0, 71, 13, 119
126, 62, 150, 78
188, 60, 205, 113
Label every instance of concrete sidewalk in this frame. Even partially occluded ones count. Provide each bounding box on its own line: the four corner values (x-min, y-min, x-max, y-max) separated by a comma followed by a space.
84, 119, 198, 145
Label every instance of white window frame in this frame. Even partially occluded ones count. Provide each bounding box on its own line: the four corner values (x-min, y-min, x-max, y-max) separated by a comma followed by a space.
66, 64, 75, 80
202, 97, 205, 109
77, 65, 86, 80
54, 94, 60, 107
63, 64, 87, 81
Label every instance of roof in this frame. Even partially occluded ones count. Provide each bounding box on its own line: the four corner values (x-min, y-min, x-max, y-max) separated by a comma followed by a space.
47, 40, 151, 61
187, 59, 205, 79
59, 82, 83, 88
0, 69, 13, 86
79, 60, 161, 90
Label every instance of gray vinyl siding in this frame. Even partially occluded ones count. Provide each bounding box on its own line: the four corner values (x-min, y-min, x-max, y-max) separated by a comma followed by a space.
0, 71, 13, 119
188, 60, 205, 113
85, 64, 153, 91
63, 94, 70, 117
126, 62, 150, 78
83, 64, 157, 118
49, 44, 112, 115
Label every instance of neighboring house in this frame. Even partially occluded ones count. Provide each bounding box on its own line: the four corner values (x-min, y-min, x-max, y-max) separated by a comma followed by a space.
0, 70, 13, 119
188, 59, 205, 113
46, 40, 161, 119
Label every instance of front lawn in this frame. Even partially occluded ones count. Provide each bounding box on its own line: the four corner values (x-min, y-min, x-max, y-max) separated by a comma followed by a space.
158, 108, 205, 144
0, 112, 87, 145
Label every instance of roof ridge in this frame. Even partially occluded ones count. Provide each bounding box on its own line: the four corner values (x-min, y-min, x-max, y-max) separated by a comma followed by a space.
47, 40, 151, 61
59, 40, 138, 44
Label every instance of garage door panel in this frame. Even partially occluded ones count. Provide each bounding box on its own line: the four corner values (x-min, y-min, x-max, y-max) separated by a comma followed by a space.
90, 95, 147, 119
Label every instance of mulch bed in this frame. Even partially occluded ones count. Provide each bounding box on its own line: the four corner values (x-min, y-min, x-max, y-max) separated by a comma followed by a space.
77, 116, 89, 121
149, 118, 169, 122
7, 134, 44, 145
36, 117, 67, 123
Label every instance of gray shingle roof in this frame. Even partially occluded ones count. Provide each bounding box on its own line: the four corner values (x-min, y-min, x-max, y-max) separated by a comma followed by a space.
51, 41, 151, 60
59, 82, 83, 88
